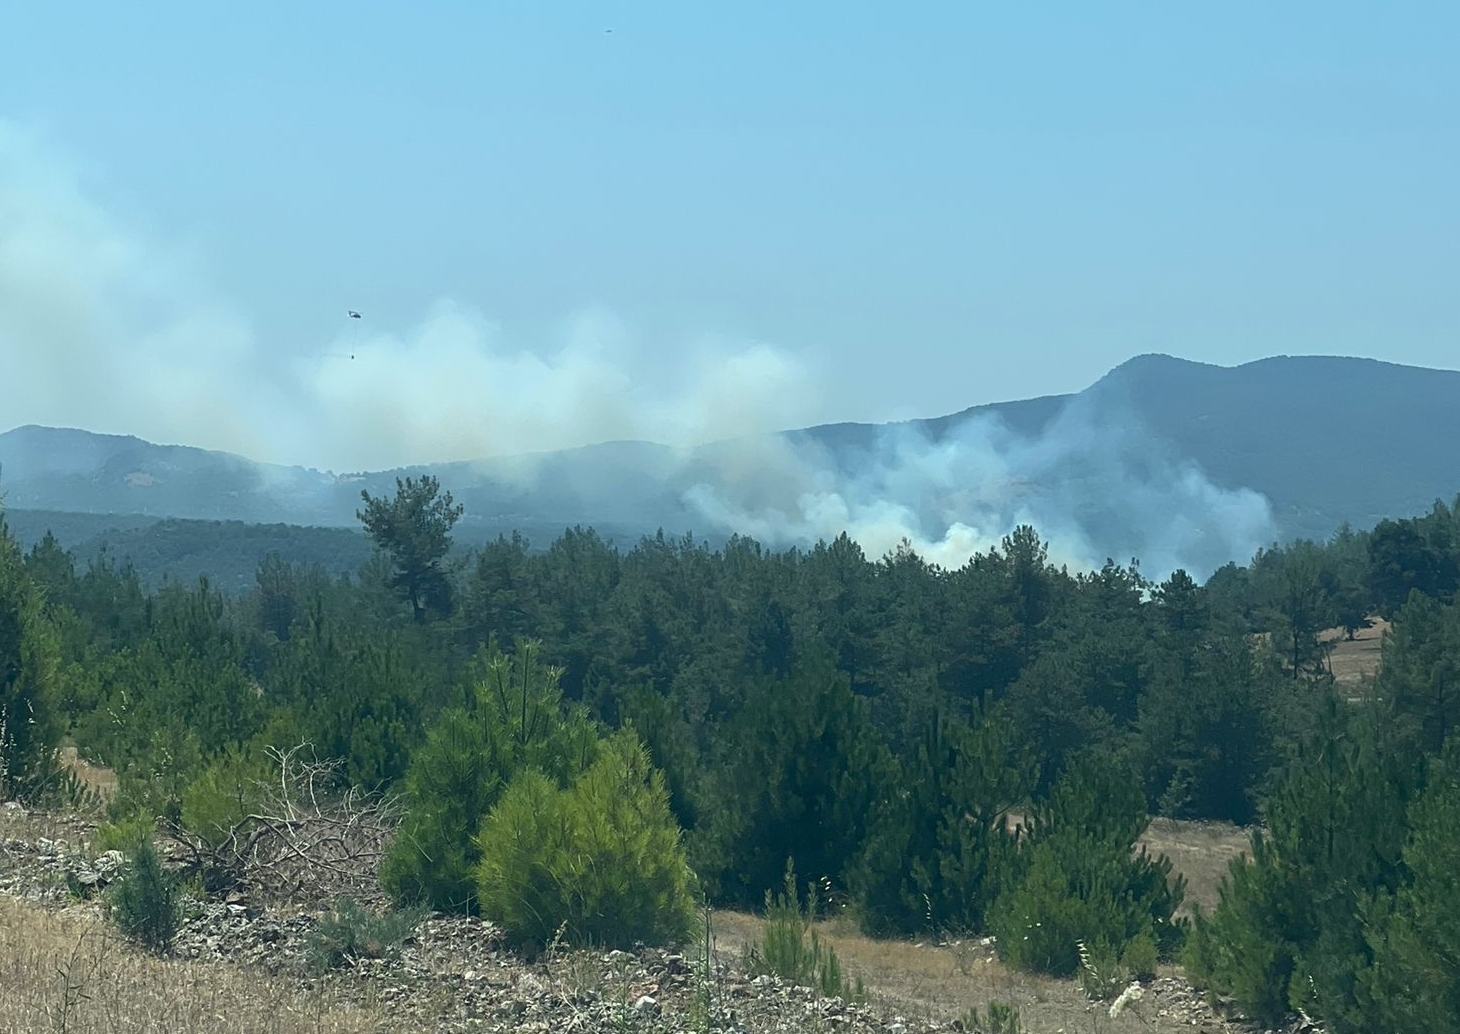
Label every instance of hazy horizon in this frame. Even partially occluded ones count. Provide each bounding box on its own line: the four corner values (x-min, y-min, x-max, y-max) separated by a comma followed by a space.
4, 4, 1459, 473
4, 4, 1456, 574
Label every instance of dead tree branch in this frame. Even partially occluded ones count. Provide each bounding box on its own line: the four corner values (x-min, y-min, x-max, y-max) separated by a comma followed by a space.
161, 743, 403, 904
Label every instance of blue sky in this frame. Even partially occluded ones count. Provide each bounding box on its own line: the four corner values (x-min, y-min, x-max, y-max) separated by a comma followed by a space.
2, 2, 1457, 470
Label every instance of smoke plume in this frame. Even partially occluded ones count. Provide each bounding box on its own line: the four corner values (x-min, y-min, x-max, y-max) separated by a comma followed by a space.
1, 120, 1274, 578
0, 121, 824, 474
682, 395, 1275, 580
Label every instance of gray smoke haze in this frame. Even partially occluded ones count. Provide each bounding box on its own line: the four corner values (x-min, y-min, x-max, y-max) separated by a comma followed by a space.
2, 120, 1274, 578
682, 395, 1276, 580
0, 121, 825, 474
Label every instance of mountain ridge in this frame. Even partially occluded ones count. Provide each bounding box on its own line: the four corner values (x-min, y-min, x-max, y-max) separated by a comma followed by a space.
5, 354, 1460, 571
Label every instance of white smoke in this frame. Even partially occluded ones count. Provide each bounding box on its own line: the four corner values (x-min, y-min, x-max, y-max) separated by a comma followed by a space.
1, 120, 1274, 578
0, 121, 824, 474
682, 396, 1276, 580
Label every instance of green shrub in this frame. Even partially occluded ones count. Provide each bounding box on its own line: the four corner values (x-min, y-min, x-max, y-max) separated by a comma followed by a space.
180, 743, 271, 848
743, 860, 867, 1002
853, 707, 1033, 939
1183, 699, 1421, 1032
108, 838, 184, 954
381, 643, 600, 912
962, 1000, 1022, 1034
1075, 939, 1126, 1001
1120, 931, 1160, 981
474, 730, 696, 949
989, 757, 1185, 979
470, 768, 564, 945
1353, 741, 1460, 1034
692, 663, 892, 912
1184, 834, 1302, 1024
1074, 935, 1155, 1001
0, 541, 64, 804
105, 718, 206, 828
306, 897, 428, 972
95, 811, 157, 854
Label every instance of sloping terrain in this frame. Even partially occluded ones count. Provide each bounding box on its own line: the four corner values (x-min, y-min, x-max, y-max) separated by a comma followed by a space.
0, 805, 1288, 1034
6, 354, 1459, 566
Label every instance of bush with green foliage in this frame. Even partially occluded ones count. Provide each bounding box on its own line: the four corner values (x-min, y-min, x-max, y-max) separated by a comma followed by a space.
474, 730, 696, 949
306, 897, 428, 972
1075, 935, 1155, 1001
1355, 740, 1460, 1034
266, 604, 431, 789
180, 742, 272, 848
743, 861, 866, 1001
853, 705, 1033, 937
105, 717, 205, 827
380, 642, 600, 911
108, 838, 185, 954
1184, 697, 1423, 1032
0, 533, 63, 803
962, 1000, 1022, 1034
989, 756, 1185, 978
1184, 832, 1303, 1025
95, 812, 158, 854
694, 662, 893, 910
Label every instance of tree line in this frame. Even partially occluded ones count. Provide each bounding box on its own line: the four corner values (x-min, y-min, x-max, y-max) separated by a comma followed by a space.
3, 476, 1459, 1032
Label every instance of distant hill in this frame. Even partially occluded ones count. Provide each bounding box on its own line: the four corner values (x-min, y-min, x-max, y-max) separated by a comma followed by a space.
1077, 354, 1460, 539
5, 515, 375, 594
0, 509, 678, 593
4, 354, 1459, 582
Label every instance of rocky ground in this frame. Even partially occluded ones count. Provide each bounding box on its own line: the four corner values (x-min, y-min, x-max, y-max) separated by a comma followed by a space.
1, 803, 1323, 1034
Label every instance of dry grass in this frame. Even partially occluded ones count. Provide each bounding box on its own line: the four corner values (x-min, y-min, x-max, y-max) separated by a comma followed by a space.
0, 803, 1250, 1033
0, 804, 98, 858
708, 815, 1255, 1029
1323, 616, 1388, 690
711, 907, 1171, 1031
1139, 817, 1250, 918
0, 897, 389, 1034
59, 745, 119, 799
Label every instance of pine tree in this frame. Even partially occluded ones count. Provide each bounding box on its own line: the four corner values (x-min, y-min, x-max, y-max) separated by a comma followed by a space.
1185, 696, 1421, 1029
989, 754, 1185, 978
474, 730, 695, 948
695, 661, 891, 909
357, 475, 464, 623
380, 642, 599, 911
0, 533, 63, 801
1357, 741, 1460, 1034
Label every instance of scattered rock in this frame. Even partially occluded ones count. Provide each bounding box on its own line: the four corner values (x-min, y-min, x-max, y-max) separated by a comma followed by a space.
0, 816, 1326, 1034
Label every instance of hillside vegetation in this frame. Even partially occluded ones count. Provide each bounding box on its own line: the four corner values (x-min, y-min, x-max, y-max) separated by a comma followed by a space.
7, 354, 1460, 553
3, 479, 1460, 1033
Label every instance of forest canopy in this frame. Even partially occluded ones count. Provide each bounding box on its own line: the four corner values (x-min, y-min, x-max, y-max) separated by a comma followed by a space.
4, 487, 1460, 1032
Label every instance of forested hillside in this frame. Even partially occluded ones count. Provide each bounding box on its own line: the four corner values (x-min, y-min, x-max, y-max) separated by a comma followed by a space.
8, 355, 1460, 565
3, 479, 1459, 1033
